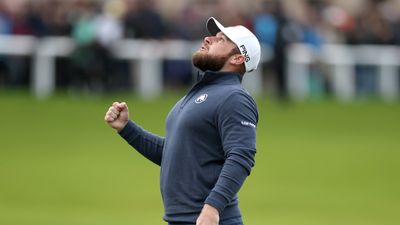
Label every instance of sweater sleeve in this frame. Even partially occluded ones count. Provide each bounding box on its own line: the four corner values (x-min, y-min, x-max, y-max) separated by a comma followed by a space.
118, 120, 165, 166
204, 91, 258, 212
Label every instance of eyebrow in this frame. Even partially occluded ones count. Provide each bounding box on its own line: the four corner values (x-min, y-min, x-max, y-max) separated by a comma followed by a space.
216, 32, 228, 41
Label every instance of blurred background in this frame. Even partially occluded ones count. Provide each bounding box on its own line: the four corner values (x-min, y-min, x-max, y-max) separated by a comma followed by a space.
0, 0, 399, 224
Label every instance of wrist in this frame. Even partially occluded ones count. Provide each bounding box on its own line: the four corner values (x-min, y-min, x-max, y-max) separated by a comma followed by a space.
117, 120, 129, 133
202, 204, 219, 216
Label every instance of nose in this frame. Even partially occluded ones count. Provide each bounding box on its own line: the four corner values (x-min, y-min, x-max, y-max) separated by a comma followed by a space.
204, 36, 215, 45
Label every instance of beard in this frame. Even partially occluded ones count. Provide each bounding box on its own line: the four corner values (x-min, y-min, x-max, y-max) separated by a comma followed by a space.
192, 51, 229, 72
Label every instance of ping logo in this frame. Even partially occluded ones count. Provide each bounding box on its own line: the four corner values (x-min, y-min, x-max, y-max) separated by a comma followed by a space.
195, 94, 208, 104
240, 45, 251, 62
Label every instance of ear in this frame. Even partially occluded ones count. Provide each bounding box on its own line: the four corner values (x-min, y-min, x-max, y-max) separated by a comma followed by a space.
229, 54, 245, 66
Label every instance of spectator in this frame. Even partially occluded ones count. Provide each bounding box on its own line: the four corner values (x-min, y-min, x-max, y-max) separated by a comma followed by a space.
69, 0, 106, 92
2, 0, 32, 87
271, 1, 292, 101
26, 0, 48, 37
0, 1, 12, 86
381, 0, 400, 44
124, 0, 165, 39
253, 0, 278, 48
94, 0, 128, 91
38, 0, 73, 36
168, 0, 218, 40
95, 0, 125, 47
346, 0, 396, 44
344, 0, 396, 98
0, 1, 12, 34
8, 0, 33, 35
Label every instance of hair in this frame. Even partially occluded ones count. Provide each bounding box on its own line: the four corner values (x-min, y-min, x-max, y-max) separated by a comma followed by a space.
230, 47, 246, 75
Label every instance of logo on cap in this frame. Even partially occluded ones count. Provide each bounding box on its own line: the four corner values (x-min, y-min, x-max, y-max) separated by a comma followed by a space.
240, 45, 251, 63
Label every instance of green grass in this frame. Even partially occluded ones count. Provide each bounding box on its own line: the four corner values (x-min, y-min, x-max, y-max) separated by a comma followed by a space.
0, 91, 399, 225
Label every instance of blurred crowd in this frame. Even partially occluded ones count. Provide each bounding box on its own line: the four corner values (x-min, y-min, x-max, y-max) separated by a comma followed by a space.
0, 0, 399, 95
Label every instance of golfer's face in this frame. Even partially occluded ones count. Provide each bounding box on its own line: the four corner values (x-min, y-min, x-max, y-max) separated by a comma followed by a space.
199, 32, 237, 59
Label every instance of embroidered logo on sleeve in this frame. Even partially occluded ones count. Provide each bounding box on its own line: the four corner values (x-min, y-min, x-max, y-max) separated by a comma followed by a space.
241, 121, 256, 128
195, 94, 208, 104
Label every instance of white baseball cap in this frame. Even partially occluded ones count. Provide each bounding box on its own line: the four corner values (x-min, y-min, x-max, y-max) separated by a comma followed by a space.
206, 17, 261, 73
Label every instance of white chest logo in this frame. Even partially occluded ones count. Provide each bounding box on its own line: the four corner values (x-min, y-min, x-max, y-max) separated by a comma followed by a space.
195, 94, 208, 104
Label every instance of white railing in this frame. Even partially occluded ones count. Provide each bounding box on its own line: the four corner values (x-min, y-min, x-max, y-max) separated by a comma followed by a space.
0, 35, 271, 99
0, 35, 399, 101
287, 43, 400, 102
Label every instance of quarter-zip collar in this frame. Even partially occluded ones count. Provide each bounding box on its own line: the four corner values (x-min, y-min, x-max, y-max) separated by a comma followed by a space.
196, 70, 243, 85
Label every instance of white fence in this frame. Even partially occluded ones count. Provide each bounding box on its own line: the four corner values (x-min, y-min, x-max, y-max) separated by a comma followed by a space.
0, 35, 270, 99
0, 35, 399, 101
288, 44, 400, 102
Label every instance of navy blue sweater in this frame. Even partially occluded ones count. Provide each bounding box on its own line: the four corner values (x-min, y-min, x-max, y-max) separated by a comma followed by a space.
119, 71, 258, 223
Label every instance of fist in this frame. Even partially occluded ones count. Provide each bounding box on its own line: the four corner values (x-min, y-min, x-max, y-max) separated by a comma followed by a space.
196, 204, 219, 225
104, 102, 129, 132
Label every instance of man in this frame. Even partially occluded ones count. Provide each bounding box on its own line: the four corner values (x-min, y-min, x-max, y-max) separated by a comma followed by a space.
104, 17, 261, 225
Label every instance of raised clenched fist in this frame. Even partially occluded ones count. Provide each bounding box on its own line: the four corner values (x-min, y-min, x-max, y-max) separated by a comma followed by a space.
104, 102, 129, 132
